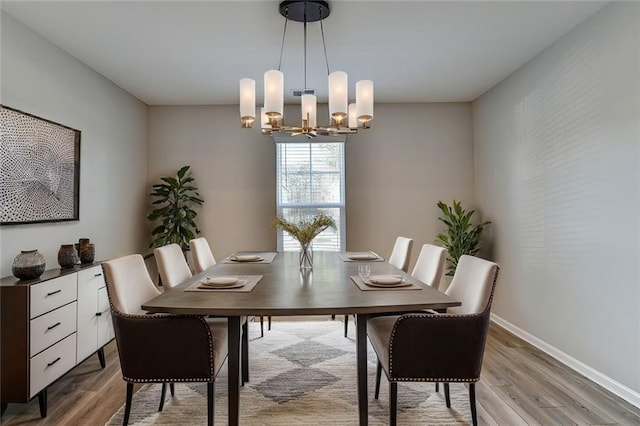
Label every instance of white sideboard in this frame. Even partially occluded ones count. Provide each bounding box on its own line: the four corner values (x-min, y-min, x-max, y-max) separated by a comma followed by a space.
1, 263, 114, 417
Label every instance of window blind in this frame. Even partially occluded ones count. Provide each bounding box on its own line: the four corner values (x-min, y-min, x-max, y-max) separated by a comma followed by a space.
276, 142, 346, 251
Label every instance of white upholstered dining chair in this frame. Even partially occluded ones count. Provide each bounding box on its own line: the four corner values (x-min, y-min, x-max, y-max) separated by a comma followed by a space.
388, 236, 414, 272
154, 243, 192, 289
344, 236, 415, 337
411, 243, 447, 289
189, 237, 217, 273
188, 237, 266, 338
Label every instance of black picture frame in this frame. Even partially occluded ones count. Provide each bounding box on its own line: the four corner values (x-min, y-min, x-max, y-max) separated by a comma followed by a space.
0, 105, 81, 225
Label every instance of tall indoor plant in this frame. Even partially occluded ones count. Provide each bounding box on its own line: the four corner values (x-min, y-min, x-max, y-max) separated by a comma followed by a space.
147, 165, 204, 249
435, 200, 491, 276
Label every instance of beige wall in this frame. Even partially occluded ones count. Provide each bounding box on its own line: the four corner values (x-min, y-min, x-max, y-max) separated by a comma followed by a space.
147, 106, 277, 259
346, 103, 476, 276
0, 13, 148, 275
147, 103, 475, 277
473, 2, 640, 396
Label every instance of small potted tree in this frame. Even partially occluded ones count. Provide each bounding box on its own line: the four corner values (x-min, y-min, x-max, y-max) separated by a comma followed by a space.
435, 200, 491, 277
147, 165, 204, 250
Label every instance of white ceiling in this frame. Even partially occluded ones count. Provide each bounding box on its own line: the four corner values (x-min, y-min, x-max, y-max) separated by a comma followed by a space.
2, 1, 606, 106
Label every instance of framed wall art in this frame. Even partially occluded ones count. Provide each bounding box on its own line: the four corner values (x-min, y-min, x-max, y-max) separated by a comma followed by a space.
1, 105, 81, 225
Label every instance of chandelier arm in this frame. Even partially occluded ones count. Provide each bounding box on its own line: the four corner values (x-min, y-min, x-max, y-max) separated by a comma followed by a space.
278, 12, 289, 71
320, 17, 330, 75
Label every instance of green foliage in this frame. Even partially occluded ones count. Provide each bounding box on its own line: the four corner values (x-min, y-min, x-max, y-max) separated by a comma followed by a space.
272, 213, 336, 245
147, 166, 204, 250
435, 200, 491, 276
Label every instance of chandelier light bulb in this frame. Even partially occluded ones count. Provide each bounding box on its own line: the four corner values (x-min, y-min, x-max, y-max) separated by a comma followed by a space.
264, 70, 284, 119
239, 78, 256, 128
356, 80, 374, 125
329, 71, 348, 123
301, 94, 317, 128
348, 103, 357, 129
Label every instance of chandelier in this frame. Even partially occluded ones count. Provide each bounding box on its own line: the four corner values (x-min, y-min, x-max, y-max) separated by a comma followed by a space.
239, 0, 374, 138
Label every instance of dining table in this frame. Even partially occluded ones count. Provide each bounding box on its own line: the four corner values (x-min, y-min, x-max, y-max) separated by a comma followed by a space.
141, 250, 460, 426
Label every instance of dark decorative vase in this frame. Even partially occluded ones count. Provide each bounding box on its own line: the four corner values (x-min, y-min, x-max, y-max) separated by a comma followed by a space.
80, 243, 95, 264
12, 250, 46, 280
58, 244, 79, 269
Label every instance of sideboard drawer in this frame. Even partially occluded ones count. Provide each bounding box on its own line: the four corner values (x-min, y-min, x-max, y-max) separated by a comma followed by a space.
30, 274, 77, 319
30, 333, 77, 398
30, 302, 77, 357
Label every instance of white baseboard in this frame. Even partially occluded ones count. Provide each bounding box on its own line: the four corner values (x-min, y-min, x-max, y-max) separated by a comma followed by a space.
490, 313, 640, 409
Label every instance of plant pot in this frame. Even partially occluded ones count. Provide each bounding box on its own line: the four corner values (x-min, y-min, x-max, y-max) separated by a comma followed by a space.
12, 250, 46, 280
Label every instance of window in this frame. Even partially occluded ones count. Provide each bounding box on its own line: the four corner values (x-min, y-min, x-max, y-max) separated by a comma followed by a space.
276, 142, 346, 252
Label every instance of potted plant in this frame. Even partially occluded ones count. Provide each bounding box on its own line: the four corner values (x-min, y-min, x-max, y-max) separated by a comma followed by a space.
435, 200, 491, 276
147, 165, 204, 250
273, 213, 336, 269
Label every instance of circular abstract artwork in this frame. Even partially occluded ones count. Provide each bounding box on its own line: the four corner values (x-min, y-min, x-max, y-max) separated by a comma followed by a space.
1, 106, 80, 224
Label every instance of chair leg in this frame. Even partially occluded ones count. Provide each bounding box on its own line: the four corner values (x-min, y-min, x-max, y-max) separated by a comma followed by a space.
260, 316, 264, 338
159, 383, 167, 412
268, 316, 272, 330
123, 383, 133, 426
435, 382, 439, 392
331, 314, 336, 320
170, 383, 175, 396
389, 381, 397, 426
374, 360, 382, 400
444, 382, 451, 408
469, 382, 477, 426
207, 382, 214, 426
344, 315, 349, 337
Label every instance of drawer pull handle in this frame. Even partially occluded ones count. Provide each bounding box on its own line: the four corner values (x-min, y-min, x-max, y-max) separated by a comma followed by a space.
46, 289, 62, 297
96, 309, 110, 317
47, 322, 61, 331
47, 357, 61, 368
94, 273, 103, 277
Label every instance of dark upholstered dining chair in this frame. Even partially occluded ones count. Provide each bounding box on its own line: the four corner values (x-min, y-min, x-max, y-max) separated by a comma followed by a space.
102, 254, 228, 426
367, 255, 500, 426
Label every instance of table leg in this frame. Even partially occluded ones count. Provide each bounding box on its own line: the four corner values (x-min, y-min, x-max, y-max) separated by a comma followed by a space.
356, 314, 369, 426
228, 316, 241, 426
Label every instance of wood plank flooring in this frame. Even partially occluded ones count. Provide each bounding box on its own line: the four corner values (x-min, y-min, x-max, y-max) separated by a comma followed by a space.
2, 318, 639, 425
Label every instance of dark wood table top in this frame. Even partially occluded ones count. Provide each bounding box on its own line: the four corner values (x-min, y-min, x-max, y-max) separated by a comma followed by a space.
142, 251, 460, 316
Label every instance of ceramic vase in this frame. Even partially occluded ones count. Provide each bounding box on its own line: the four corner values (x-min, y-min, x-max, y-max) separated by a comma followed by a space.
12, 250, 46, 280
80, 243, 95, 264
58, 244, 79, 268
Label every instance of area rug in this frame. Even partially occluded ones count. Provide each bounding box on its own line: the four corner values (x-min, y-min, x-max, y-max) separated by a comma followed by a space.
106, 321, 473, 425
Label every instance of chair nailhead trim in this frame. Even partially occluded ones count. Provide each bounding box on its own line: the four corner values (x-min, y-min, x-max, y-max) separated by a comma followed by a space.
387, 266, 500, 381
104, 270, 217, 381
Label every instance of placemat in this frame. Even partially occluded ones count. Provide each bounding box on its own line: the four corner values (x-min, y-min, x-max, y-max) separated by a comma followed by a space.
184, 275, 262, 292
338, 251, 384, 262
221, 252, 278, 264
350, 276, 422, 291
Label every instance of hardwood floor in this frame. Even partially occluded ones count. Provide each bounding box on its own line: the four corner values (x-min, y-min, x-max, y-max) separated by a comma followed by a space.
2, 319, 639, 425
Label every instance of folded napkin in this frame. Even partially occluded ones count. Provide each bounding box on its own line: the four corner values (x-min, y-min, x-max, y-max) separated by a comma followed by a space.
230, 255, 264, 262
368, 275, 403, 285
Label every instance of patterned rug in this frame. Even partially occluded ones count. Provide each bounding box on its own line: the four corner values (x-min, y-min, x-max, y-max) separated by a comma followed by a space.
106, 321, 473, 425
